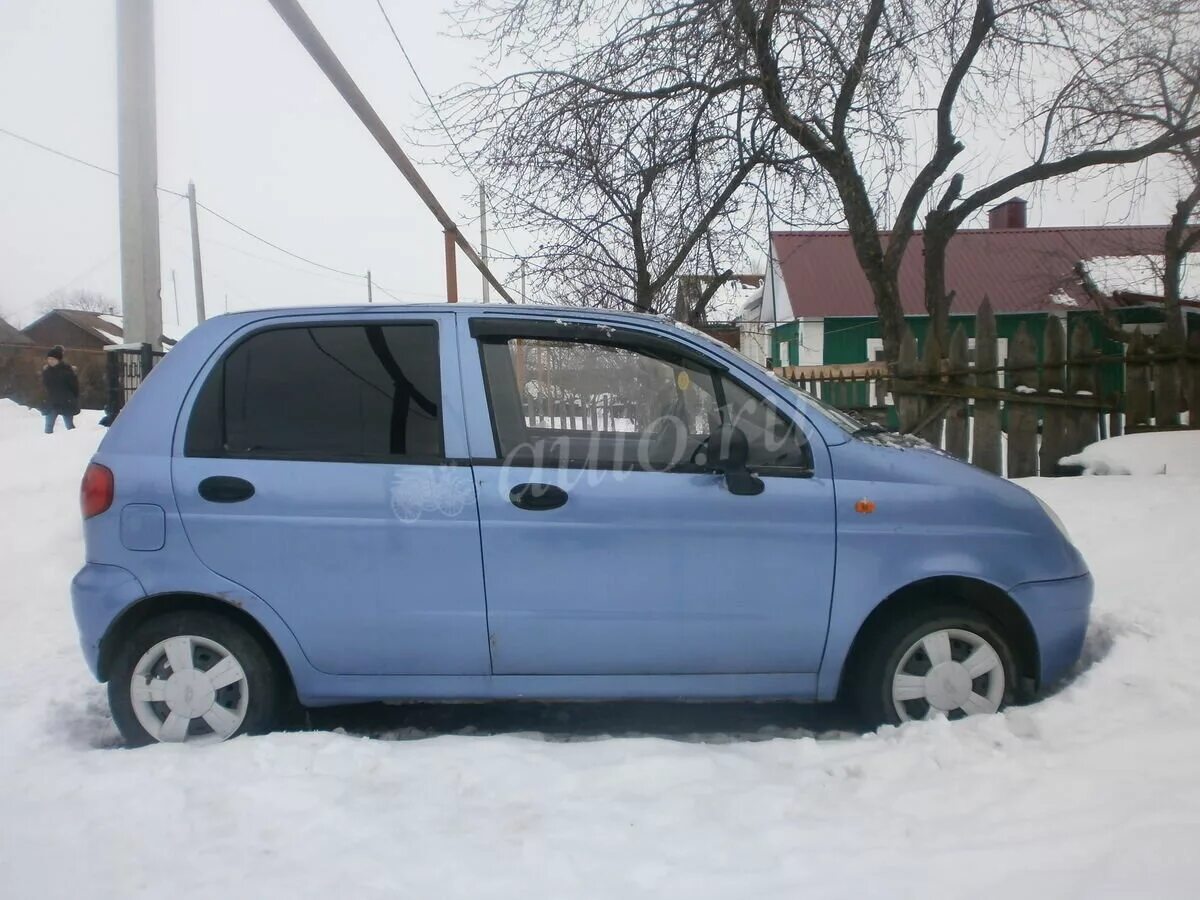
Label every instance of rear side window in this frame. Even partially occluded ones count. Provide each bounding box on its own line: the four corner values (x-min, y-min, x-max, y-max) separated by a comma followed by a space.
185, 323, 442, 461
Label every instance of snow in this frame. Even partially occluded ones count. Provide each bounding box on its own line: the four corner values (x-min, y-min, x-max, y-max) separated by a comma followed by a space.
1049, 290, 1079, 307
1083, 253, 1200, 300
2, 398, 1200, 897
1059, 430, 1200, 476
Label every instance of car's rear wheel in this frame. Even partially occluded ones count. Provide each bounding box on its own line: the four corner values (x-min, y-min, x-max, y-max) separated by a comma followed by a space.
108, 611, 283, 747
854, 606, 1018, 727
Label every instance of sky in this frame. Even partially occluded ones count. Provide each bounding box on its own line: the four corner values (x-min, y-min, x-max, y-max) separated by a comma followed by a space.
0, 1, 1185, 330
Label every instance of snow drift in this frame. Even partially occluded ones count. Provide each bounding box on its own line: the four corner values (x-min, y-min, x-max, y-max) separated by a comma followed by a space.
1, 399, 1198, 898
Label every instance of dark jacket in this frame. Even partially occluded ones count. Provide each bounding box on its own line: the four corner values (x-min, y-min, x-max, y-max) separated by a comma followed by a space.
42, 363, 80, 415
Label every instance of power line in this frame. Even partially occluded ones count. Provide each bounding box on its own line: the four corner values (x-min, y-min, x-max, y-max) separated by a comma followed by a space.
1, 124, 372, 289
0, 125, 122, 180
372, 0, 522, 261
191, 201, 361, 279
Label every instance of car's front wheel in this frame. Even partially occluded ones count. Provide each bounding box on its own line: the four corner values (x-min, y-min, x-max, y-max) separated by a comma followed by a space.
108, 611, 284, 747
854, 606, 1018, 727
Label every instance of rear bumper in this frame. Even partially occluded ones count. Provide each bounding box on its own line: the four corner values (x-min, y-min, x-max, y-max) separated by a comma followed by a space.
1011, 571, 1094, 689
71, 563, 146, 680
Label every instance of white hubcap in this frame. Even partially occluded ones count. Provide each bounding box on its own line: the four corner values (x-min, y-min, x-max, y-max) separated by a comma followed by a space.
891, 628, 1005, 721
129, 635, 249, 744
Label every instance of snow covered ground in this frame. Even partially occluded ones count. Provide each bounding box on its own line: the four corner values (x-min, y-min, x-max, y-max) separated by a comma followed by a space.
1, 398, 1199, 898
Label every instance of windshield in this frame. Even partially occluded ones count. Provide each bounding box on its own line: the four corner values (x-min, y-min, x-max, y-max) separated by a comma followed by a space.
672, 321, 863, 434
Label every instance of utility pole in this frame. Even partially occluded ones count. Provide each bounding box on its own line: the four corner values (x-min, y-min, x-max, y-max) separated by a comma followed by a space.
187, 181, 206, 323
116, 0, 163, 349
367, 269, 373, 303
170, 269, 179, 322
444, 231, 458, 302
520, 258, 527, 304
267, 0, 513, 303
480, 184, 489, 303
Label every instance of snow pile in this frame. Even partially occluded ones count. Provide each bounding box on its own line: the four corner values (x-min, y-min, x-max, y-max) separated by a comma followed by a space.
1060, 430, 1200, 476
2, 398, 1200, 897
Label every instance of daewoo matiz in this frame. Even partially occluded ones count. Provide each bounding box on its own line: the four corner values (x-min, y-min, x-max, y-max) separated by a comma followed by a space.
72, 305, 1092, 745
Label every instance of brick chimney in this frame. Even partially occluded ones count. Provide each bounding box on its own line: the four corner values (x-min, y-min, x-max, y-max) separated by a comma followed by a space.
988, 197, 1027, 229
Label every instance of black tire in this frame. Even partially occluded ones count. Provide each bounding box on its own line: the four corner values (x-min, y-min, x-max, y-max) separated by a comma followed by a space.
852, 605, 1019, 729
108, 611, 284, 747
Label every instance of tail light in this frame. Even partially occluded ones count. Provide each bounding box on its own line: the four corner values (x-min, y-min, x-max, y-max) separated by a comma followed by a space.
81, 463, 114, 519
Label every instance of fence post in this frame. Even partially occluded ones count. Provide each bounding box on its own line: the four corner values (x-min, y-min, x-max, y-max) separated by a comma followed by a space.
1039, 317, 1068, 475
1188, 331, 1200, 428
917, 331, 943, 446
1007, 323, 1038, 478
104, 348, 121, 417
1154, 328, 1183, 429
973, 299, 1002, 474
1125, 328, 1151, 429
944, 324, 969, 460
1067, 320, 1099, 454
139, 341, 154, 379
896, 327, 920, 433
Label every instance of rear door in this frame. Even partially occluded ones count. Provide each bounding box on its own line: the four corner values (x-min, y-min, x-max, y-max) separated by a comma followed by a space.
171, 314, 489, 676
461, 315, 837, 676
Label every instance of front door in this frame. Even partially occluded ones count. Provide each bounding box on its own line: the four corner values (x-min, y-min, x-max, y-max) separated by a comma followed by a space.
172, 316, 490, 676
466, 317, 836, 676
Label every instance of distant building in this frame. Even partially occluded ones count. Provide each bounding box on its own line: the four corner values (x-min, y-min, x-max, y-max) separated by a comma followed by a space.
21, 309, 180, 352
739, 198, 1199, 368
0, 315, 32, 346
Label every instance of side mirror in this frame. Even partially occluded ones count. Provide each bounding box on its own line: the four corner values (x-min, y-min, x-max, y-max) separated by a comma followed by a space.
708, 425, 764, 496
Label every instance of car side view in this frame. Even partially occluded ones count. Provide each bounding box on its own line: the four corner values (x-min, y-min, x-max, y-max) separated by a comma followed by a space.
71, 305, 1093, 746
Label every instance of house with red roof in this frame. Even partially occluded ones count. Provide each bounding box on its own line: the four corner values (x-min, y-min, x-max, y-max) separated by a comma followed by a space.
739, 198, 1198, 369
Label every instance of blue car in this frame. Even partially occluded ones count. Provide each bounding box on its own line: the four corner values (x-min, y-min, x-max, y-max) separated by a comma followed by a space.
72, 305, 1092, 745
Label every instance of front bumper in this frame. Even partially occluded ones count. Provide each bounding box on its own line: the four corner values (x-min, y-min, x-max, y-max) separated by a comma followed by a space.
1010, 571, 1094, 689
71, 563, 146, 680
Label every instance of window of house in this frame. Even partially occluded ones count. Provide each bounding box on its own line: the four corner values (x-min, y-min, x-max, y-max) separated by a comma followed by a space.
477, 333, 810, 472
186, 323, 443, 461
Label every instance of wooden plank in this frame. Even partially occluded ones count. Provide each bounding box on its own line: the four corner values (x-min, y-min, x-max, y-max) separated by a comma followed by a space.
1067, 320, 1099, 455
1188, 332, 1200, 428
944, 324, 969, 460
1040, 317, 1068, 476
1154, 328, 1183, 429
1125, 329, 1151, 428
972, 298, 1002, 474
1007, 323, 1039, 478
896, 327, 921, 434
774, 362, 888, 380
890, 380, 1106, 408
917, 330, 944, 445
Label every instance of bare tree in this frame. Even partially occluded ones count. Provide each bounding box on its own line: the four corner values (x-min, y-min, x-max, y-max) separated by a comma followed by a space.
40, 289, 120, 316
443, 10, 815, 317
451, 0, 1200, 358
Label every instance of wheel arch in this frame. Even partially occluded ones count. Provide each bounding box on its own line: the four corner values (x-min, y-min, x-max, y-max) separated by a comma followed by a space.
835, 575, 1040, 701
97, 592, 297, 702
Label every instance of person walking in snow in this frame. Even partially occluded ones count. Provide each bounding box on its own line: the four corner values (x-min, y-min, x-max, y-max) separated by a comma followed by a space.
41, 345, 80, 434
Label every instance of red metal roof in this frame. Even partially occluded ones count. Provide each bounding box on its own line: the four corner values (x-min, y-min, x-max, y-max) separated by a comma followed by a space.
772, 225, 1170, 318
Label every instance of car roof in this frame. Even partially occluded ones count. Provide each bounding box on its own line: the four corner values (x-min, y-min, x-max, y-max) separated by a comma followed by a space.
213, 303, 671, 329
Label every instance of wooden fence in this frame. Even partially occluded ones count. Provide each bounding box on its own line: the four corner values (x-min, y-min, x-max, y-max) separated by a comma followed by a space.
774, 300, 1200, 477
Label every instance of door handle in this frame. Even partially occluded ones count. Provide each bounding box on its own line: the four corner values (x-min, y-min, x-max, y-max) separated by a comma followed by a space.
509, 483, 568, 511
198, 476, 256, 504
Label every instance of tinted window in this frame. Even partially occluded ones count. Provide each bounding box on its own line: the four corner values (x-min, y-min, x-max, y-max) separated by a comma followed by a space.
186, 323, 442, 461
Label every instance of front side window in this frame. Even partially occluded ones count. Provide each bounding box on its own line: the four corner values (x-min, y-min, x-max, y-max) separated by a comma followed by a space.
478, 330, 810, 472
186, 323, 442, 461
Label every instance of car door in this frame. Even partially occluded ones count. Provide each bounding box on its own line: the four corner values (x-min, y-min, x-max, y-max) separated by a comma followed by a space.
171, 314, 490, 676
463, 315, 836, 676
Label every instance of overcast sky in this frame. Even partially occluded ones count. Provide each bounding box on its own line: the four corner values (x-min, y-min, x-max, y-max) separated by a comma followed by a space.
0, 1, 1183, 329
